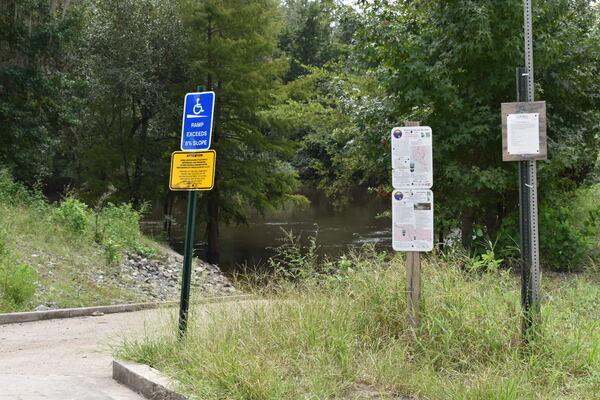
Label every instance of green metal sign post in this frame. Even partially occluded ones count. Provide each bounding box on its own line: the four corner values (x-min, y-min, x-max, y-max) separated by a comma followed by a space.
178, 190, 197, 336
177, 85, 210, 337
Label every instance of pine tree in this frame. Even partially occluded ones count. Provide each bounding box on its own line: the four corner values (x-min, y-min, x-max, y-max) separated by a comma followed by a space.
182, 0, 302, 264
279, 0, 340, 82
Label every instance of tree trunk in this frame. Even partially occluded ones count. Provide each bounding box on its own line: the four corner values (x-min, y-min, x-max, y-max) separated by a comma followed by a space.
461, 208, 475, 249
205, 15, 220, 265
484, 201, 502, 242
163, 189, 173, 241
61, 0, 71, 20
131, 106, 150, 209
205, 91, 219, 264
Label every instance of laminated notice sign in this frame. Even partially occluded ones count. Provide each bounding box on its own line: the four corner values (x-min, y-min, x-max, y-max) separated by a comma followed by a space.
392, 190, 434, 251
391, 126, 433, 189
507, 113, 539, 155
501, 101, 547, 161
169, 150, 216, 191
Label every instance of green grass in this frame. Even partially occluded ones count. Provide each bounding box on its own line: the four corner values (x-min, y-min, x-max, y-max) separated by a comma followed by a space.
116, 250, 600, 399
0, 170, 162, 312
0, 200, 153, 311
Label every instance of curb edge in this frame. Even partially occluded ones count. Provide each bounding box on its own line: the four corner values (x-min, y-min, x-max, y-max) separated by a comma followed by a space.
0, 294, 252, 325
113, 359, 188, 400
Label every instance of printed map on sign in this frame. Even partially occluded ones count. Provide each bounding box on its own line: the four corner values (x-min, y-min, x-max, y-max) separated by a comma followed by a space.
392, 190, 434, 251
391, 126, 433, 189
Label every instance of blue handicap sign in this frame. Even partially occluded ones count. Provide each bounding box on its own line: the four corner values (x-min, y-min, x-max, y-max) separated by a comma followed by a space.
180, 91, 215, 151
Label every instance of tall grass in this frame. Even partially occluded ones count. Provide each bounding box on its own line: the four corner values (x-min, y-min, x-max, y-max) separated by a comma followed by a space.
117, 249, 600, 399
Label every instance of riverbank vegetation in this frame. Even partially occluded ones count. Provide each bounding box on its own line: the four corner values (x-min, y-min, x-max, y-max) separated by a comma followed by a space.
2, 0, 597, 396
0, 170, 158, 312
1, 0, 598, 268
117, 245, 599, 399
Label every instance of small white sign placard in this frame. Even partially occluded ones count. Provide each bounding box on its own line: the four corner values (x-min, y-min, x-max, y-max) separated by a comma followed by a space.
507, 113, 540, 155
391, 126, 433, 189
392, 189, 434, 252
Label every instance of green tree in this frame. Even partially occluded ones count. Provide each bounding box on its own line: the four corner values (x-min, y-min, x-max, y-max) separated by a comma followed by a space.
0, 0, 81, 183
355, 0, 600, 247
265, 2, 384, 206
65, 0, 186, 206
279, 0, 346, 82
261, 65, 396, 207
182, 0, 303, 264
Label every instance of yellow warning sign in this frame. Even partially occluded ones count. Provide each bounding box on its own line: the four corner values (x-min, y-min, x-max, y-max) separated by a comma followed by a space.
169, 150, 216, 191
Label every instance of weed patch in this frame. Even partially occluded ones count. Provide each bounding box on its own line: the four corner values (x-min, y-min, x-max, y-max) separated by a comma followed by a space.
0, 262, 37, 312
117, 249, 599, 399
0, 169, 159, 311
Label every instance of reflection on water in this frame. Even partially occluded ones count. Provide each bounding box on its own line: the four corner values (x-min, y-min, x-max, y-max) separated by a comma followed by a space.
142, 188, 391, 273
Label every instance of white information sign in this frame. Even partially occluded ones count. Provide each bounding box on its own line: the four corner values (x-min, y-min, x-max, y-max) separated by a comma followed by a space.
391, 126, 433, 189
392, 189, 434, 251
507, 113, 540, 155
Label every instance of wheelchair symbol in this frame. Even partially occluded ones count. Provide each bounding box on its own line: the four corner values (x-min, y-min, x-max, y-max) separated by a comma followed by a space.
193, 98, 204, 115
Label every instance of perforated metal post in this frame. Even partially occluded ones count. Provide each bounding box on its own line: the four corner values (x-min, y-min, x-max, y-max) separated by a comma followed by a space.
520, 0, 541, 338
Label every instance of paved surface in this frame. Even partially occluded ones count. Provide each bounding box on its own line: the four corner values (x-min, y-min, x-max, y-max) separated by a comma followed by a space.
0, 307, 175, 400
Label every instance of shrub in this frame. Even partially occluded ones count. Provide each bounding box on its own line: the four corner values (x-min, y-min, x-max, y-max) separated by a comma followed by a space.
96, 203, 155, 263
0, 220, 37, 311
0, 263, 37, 311
466, 248, 503, 273
55, 197, 90, 234
268, 228, 320, 279
103, 238, 121, 265
539, 203, 598, 271
0, 169, 46, 207
497, 186, 600, 271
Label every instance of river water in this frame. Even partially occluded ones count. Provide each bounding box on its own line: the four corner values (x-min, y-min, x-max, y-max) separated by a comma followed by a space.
142, 188, 391, 273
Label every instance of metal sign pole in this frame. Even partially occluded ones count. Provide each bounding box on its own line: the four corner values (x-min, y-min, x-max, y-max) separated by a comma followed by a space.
521, 0, 541, 337
178, 190, 197, 336
178, 85, 205, 337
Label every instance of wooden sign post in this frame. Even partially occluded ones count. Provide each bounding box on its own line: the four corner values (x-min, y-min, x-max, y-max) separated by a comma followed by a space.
403, 121, 422, 328
391, 120, 433, 330
406, 250, 421, 328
